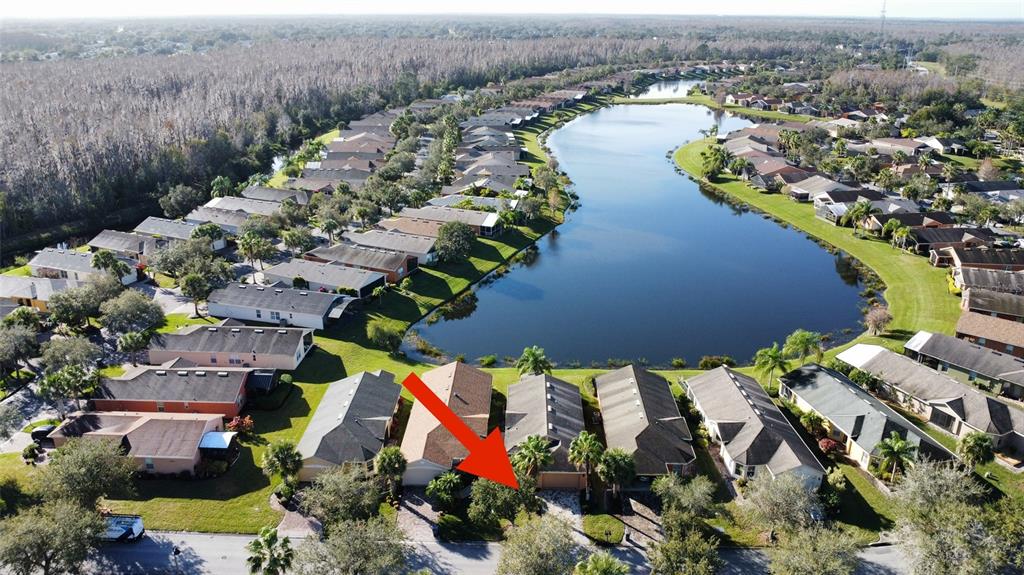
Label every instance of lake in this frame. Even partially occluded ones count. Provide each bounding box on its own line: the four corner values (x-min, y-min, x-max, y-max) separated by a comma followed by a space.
409, 93, 865, 367
629, 79, 699, 99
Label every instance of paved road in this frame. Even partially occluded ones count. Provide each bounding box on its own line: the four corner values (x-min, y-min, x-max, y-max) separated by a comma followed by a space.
93, 530, 909, 574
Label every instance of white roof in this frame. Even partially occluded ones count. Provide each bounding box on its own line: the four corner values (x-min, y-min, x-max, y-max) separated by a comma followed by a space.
836, 344, 887, 369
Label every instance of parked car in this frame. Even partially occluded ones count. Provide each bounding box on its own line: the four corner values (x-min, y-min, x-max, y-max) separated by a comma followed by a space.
29, 425, 55, 445
101, 515, 145, 543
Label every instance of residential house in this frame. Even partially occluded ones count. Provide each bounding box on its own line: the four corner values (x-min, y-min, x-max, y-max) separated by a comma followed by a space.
427, 195, 517, 212
963, 288, 1024, 322
838, 345, 1024, 455
684, 367, 824, 488
283, 178, 337, 194
94, 365, 254, 418
48, 411, 225, 475
241, 186, 311, 205
0, 276, 84, 312
397, 206, 501, 237
149, 322, 314, 370
913, 228, 1000, 256
787, 176, 855, 202
297, 370, 403, 481
904, 330, 1024, 400
595, 366, 696, 479
304, 244, 414, 283
27, 248, 136, 285
937, 247, 1024, 272
865, 212, 957, 233
954, 267, 1024, 294
869, 138, 927, 157
778, 365, 954, 472
207, 283, 351, 330
204, 196, 281, 217
504, 374, 587, 490
262, 259, 386, 298
185, 206, 250, 235
377, 218, 445, 239
341, 230, 437, 265
133, 217, 227, 251
956, 311, 1024, 359
87, 230, 158, 265
401, 362, 492, 485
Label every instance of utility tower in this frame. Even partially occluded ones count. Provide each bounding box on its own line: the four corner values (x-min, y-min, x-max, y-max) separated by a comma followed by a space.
880, 0, 887, 42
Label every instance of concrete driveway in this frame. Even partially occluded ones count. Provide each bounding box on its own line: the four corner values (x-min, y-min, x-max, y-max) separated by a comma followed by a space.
132, 281, 191, 315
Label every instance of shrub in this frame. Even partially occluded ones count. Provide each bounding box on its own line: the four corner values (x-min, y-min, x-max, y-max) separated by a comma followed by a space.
826, 467, 848, 491
818, 438, 841, 456
22, 443, 39, 465
367, 321, 403, 353
197, 459, 229, 478
279, 374, 293, 385
275, 480, 296, 503
671, 357, 688, 369
697, 355, 736, 370
478, 354, 498, 367
292, 276, 309, 289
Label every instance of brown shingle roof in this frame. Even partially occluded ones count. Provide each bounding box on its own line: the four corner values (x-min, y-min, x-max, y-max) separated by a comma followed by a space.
957, 311, 1024, 349
400, 363, 492, 467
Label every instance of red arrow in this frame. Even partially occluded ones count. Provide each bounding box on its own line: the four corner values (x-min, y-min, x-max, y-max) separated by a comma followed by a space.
401, 372, 519, 489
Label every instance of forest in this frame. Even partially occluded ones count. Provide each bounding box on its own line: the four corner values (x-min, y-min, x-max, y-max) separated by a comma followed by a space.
1, 16, 1021, 257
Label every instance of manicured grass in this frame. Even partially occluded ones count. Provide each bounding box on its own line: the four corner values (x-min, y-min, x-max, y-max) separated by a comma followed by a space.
582, 513, 625, 545
152, 273, 177, 289
98, 364, 127, 378
613, 94, 815, 123
835, 463, 897, 541
938, 153, 1021, 173
0, 265, 31, 277
21, 419, 59, 433
156, 313, 218, 334
675, 138, 960, 357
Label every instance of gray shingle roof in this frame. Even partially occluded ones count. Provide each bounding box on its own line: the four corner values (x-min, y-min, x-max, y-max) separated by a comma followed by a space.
241, 186, 309, 205
779, 364, 953, 461
964, 288, 1024, 318
99, 367, 248, 403
88, 230, 158, 255
595, 366, 695, 475
504, 374, 586, 473
150, 324, 309, 356
685, 367, 823, 477
0, 276, 84, 301
133, 217, 198, 241
262, 260, 385, 291
904, 331, 1024, 389
398, 206, 498, 228
186, 206, 250, 229
958, 268, 1024, 294
341, 230, 436, 258
306, 244, 408, 272
205, 196, 281, 216
208, 283, 344, 316
297, 371, 402, 465
28, 248, 125, 275
837, 345, 1024, 437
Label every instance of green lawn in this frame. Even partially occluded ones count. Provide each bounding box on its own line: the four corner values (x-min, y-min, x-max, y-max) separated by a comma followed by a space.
582, 513, 625, 545
20, 419, 60, 433
0, 265, 31, 277
156, 313, 218, 334
613, 94, 815, 123
675, 138, 961, 357
938, 153, 1021, 173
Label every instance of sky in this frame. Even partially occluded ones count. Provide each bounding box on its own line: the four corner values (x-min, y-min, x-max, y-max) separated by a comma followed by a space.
1, 0, 1021, 21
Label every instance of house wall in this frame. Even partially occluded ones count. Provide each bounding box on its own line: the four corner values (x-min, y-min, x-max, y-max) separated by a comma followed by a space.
30, 266, 135, 286
402, 459, 449, 486
206, 302, 326, 330
912, 353, 1020, 398
538, 471, 587, 490
2, 296, 49, 312
91, 395, 244, 418
261, 272, 385, 299
782, 385, 873, 470
148, 345, 305, 370
956, 333, 1024, 359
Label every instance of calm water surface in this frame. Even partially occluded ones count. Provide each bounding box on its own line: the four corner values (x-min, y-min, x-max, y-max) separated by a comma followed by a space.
412, 94, 864, 366
630, 79, 699, 99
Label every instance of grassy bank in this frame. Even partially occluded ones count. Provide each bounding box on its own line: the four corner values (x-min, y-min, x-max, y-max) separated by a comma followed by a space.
674, 138, 960, 357
613, 94, 815, 123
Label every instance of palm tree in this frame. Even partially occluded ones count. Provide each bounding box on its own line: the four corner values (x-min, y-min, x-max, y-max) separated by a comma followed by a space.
511, 435, 554, 478
874, 168, 899, 193
799, 411, 827, 438
374, 445, 407, 497
877, 431, 917, 482
246, 527, 294, 575
941, 162, 962, 183
91, 249, 132, 280
261, 441, 303, 483
318, 217, 340, 243
783, 329, 824, 365
515, 346, 553, 375
237, 233, 268, 282
840, 200, 883, 237
116, 331, 150, 366
574, 551, 630, 575
569, 431, 605, 501
957, 431, 994, 469
372, 285, 387, 303
892, 225, 911, 250
753, 342, 791, 392
597, 448, 635, 501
